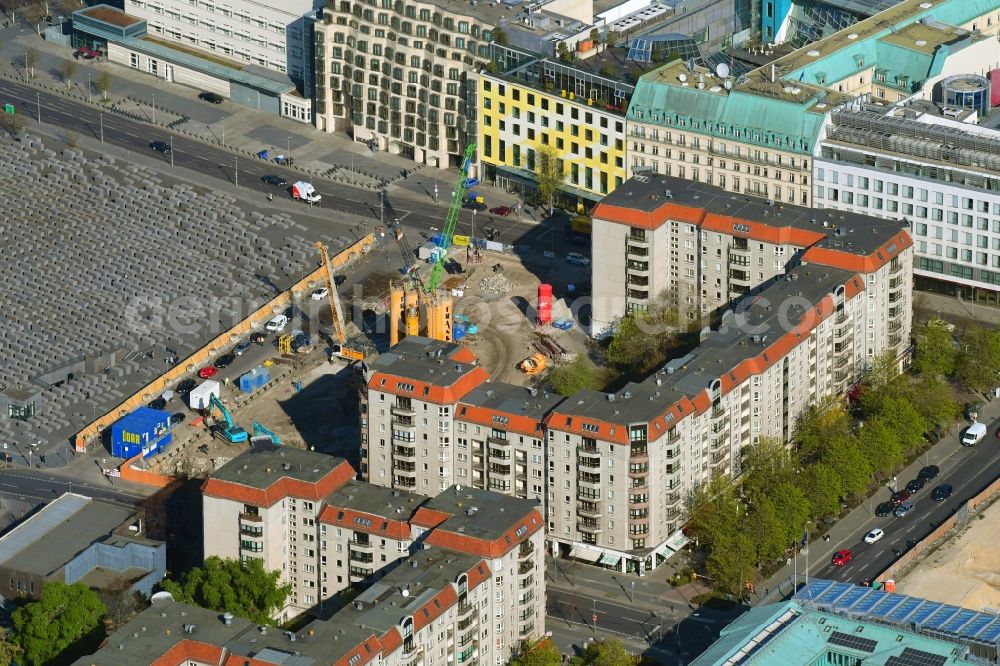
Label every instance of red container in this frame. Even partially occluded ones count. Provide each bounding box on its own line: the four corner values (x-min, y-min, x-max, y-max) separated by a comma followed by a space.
991, 69, 1000, 107
537, 284, 553, 325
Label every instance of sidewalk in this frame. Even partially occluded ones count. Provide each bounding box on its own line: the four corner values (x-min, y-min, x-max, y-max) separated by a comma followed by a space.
0, 24, 525, 212
758, 393, 1000, 600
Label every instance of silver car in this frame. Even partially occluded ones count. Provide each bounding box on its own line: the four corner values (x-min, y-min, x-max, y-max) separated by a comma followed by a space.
894, 502, 915, 518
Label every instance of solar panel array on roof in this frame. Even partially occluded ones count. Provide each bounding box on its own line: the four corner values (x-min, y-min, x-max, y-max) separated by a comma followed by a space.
828, 631, 878, 653
627, 38, 651, 63
884, 647, 948, 666
793, 579, 1000, 648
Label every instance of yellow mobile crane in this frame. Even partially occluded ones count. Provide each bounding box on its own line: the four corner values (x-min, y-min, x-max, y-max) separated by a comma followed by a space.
315, 241, 371, 361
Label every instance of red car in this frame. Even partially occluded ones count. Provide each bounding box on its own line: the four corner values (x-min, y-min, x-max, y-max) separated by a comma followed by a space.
198, 366, 219, 379
489, 206, 513, 216
831, 550, 853, 566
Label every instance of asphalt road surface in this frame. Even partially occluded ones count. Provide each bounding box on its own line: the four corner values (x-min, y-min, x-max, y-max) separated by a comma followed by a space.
0, 79, 565, 253
812, 414, 1000, 583
546, 587, 734, 662
0, 467, 143, 505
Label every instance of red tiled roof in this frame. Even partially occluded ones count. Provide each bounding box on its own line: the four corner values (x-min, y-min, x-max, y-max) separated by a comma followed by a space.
542, 412, 629, 445
449, 347, 478, 364
592, 202, 705, 229
318, 505, 411, 540
331, 634, 382, 666
421, 508, 544, 558
152, 640, 226, 666
456, 403, 544, 439
379, 627, 403, 654
701, 213, 826, 247
466, 559, 492, 590
413, 585, 458, 633
409, 507, 453, 529
802, 231, 912, 273
201, 460, 355, 508
368, 367, 490, 404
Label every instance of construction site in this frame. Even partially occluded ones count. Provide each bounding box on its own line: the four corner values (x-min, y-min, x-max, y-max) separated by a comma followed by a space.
20, 138, 594, 482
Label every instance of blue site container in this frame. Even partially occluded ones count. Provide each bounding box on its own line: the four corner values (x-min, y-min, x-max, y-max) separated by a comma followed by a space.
467, 323, 478, 335
111, 407, 172, 459
453, 323, 466, 341
430, 233, 444, 246
239, 366, 270, 394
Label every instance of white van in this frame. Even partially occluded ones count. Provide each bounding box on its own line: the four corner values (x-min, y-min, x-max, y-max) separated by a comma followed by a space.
266, 314, 289, 332
961, 422, 987, 446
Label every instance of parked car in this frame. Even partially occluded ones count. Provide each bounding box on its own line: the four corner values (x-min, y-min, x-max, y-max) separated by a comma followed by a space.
462, 200, 487, 211
266, 314, 289, 332
831, 550, 852, 566
170, 412, 186, 425
149, 397, 167, 410
566, 252, 590, 266
894, 502, 915, 518
962, 422, 986, 446
489, 206, 513, 216
234, 340, 252, 356
931, 484, 953, 501
150, 140, 171, 155
198, 366, 218, 379
214, 353, 236, 369
906, 477, 926, 493
262, 175, 287, 187
198, 91, 225, 104
890, 489, 911, 505
176, 379, 197, 393
918, 465, 940, 481
875, 501, 895, 517
863, 528, 884, 544
964, 402, 982, 421
311, 287, 329, 301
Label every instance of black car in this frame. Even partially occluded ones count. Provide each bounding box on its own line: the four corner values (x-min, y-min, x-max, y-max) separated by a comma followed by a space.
463, 201, 487, 211
176, 378, 197, 393
150, 140, 171, 155
875, 501, 895, 517
149, 397, 167, 410
198, 91, 225, 104
906, 477, 926, 494
214, 353, 236, 369
170, 412, 186, 425
918, 465, 940, 481
931, 484, 953, 501
262, 175, 287, 187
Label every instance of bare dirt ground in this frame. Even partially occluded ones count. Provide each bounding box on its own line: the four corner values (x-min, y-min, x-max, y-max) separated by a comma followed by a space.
897, 498, 1000, 611
454, 253, 588, 385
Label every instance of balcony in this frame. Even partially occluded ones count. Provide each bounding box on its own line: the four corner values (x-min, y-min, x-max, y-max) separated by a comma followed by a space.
458, 615, 476, 630
239, 512, 262, 523
578, 441, 599, 454
519, 591, 536, 604
519, 540, 534, 559
577, 501, 602, 518
349, 566, 374, 581
710, 451, 727, 466
487, 436, 511, 449
488, 448, 511, 461
729, 270, 751, 285
519, 622, 535, 638
394, 477, 416, 488
579, 455, 600, 469
518, 559, 535, 575
240, 525, 263, 537
518, 575, 534, 590
578, 473, 601, 489
628, 465, 648, 478
392, 432, 416, 443
889, 333, 903, 347
834, 325, 850, 340
711, 406, 726, 420
578, 519, 602, 534
890, 261, 903, 275
350, 538, 374, 551
626, 234, 650, 248
394, 460, 416, 472
665, 492, 681, 507
889, 320, 903, 333
391, 403, 415, 417
391, 415, 415, 428
350, 550, 375, 563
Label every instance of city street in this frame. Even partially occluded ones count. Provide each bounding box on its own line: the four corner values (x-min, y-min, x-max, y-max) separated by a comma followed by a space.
0, 466, 144, 505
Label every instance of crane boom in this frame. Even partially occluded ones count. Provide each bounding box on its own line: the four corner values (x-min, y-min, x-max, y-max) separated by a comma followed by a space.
315, 241, 347, 344
427, 143, 476, 292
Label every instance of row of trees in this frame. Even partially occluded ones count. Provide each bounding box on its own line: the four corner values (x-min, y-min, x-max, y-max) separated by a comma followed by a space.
512, 638, 645, 666
914, 319, 1000, 392
686, 352, 958, 598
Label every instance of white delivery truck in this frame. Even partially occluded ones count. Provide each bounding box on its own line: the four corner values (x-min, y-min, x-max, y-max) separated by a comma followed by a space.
189, 380, 221, 410
961, 422, 987, 446
291, 181, 322, 203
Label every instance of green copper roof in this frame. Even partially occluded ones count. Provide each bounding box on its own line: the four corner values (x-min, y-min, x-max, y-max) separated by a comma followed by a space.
626, 82, 827, 154
690, 601, 969, 666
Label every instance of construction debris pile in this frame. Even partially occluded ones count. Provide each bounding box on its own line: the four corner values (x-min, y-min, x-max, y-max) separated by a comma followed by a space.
478, 272, 514, 295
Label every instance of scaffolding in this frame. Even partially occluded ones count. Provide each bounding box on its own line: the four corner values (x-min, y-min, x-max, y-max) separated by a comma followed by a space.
827, 110, 1000, 175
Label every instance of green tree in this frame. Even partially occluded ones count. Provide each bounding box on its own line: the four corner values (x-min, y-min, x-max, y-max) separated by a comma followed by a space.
879, 395, 928, 455
743, 496, 788, 567
491, 26, 507, 46
569, 639, 639, 666
0, 628, 22, 666
0, 111, 28, 138
548, 353, 597, 396
534, 144, 562, 215
685, 475, 740, 552
606, 297, 680, 376
589, 27, 601, 52
914, 320, 956, 377
740, 437, 794, 502
12, 581, 107, 666
161, 556, 291, 625
705, 532, 756, 599
510, 639, 562, 666
856, 416, 903, 479
795, 396, 851, 463
821, 435, 870, 497
910, 375, 959, 430
58, 59, 77, 89
769, 480, 811, 547
796, 462, 842, 520
955, 325, 1000, 393
94, 70, 113, 101
24, 47, 38, 78
858, 352, 906, 416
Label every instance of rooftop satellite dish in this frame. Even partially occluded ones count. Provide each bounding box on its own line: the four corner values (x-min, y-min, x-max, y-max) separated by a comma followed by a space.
716, 62, 730, 78
724, 79, 733, 90
678, 73, 687, 82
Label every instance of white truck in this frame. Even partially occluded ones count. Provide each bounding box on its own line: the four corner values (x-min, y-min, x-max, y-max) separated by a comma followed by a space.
292, 181, 322, 203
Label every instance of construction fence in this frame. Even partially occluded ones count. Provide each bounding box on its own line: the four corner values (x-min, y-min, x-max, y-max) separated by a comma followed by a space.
75, 233, 375, 453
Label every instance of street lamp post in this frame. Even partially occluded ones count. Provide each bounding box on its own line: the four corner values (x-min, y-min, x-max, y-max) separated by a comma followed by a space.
36, 92, 40, 123
169, 135, 173, 167
234, 156, 238, 187
100, 112, 104, 143
152, 92, 156, 124
287, 136, 291, 160
88, 73, 91, 103
630, 580, 635, 603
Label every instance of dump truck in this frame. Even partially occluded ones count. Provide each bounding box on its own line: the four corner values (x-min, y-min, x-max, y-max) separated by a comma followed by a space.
292, 181, 322, 203
519, 353, 547, 375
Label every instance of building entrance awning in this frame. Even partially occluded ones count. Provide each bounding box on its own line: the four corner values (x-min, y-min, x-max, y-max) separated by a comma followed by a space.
569, 547, 601, 563
598, 553, 621, 566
